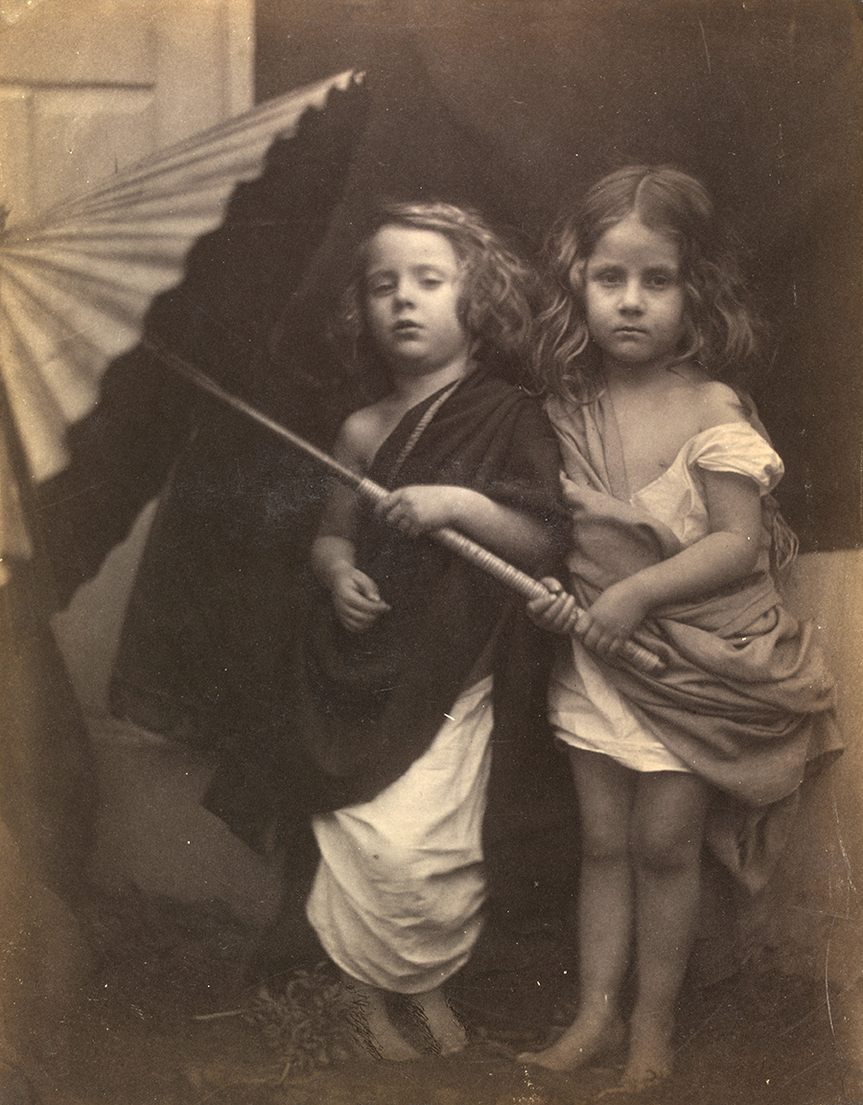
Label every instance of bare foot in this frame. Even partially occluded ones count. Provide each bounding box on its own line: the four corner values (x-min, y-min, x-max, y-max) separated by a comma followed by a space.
619, 1010, 674, 1092
406, 988, 468, 1055
517, 1010, 625, 1072
341, 975, 421, 1061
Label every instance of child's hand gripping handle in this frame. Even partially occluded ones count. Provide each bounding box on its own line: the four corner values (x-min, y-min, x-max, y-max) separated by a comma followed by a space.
154, 360, 665, 676
358, 478, 666, 676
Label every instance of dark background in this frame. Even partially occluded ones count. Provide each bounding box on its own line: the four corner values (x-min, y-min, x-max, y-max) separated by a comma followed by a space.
255, 0, 863, 554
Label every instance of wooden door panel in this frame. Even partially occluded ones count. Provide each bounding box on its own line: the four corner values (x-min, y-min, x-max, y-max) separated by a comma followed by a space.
0, 0, 252, 223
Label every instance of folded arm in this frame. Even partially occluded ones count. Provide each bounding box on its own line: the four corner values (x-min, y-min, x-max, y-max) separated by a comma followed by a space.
374, 483, 558, 573
579, 467, 763, 655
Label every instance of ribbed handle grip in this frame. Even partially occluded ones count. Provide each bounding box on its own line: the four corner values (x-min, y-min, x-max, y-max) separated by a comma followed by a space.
158, 358, 666, 678
358, 479, 666, 676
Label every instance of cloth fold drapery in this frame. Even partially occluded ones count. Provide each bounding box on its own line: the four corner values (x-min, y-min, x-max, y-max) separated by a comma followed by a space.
292, 366, 570, 813
260, 366, 578, 978
547, 393, 841, 892
307, 676, 494, 993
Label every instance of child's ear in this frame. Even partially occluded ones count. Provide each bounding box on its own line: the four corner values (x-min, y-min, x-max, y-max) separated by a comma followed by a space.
567, 259, 587, 294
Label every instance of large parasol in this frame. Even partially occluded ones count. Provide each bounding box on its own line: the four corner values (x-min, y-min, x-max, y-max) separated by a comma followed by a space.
0, 68, 362, 583
0, 67, 367, 893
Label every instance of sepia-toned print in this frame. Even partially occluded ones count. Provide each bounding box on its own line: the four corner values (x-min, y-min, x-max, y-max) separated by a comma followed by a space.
0, 3, 860, 1103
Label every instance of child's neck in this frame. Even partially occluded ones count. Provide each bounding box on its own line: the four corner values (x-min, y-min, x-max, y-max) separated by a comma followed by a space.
388, 356, 473, 407
601, 356, 683, 393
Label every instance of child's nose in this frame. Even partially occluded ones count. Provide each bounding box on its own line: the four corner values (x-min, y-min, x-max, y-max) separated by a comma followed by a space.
620, 278, 644, 311
393, 283, 416, 308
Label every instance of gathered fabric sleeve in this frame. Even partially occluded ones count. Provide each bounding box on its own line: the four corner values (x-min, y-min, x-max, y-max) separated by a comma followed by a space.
633, 422, 786, 550
691, 422, 784, 492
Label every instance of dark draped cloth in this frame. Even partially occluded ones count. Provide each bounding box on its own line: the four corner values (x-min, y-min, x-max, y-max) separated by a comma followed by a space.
547, 394, 842, 892
289, 367, 570, 817
231, 367, 580, 985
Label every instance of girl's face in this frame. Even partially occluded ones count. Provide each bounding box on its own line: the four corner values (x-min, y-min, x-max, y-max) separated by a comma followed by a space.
364, 225, 472, 375
582, 213, 687, 373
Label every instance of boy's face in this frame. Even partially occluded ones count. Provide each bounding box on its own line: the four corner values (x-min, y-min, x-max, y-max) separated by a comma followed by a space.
364, 225, 472, 375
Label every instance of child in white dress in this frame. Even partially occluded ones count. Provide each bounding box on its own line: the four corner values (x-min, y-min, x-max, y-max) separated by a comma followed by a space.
519, 166, 839, 1091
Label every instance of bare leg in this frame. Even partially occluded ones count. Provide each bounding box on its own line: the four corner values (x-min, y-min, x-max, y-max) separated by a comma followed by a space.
340, 972, 421, 1061
621, 772, 710, 1092
519, 750, 633, 1071
405, 986, 468, 1054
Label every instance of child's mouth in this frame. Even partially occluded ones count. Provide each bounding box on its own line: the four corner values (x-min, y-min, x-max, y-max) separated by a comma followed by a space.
393, 321, 422, 335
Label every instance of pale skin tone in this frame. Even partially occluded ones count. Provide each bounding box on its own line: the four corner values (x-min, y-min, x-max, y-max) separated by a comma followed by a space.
518, 214, 764, 1091
312, 224, 555, 1059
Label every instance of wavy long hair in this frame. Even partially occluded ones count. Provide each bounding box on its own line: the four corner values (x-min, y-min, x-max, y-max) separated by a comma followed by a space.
531, 166, 766, 403
329, 201, 537, 383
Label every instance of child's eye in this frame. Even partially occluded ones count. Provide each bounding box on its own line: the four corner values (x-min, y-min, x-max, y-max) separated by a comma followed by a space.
645, 273, 676, 289
368, 281, 395, 297
594, 271, 621, 287
417, 273, 444, 288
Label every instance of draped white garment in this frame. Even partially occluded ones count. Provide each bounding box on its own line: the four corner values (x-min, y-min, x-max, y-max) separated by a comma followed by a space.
307, 676, 493, 993
550, 422, 785, 772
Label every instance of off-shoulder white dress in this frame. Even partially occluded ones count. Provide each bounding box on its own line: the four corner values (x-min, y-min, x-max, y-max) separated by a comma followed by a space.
549, 422, 785, 772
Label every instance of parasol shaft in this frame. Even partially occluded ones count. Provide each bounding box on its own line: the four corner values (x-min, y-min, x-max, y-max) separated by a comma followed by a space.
158, 348, 665, 675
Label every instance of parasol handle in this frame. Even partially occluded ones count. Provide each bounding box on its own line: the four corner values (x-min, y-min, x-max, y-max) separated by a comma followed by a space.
357, 478, 664, 675
161, 351, 665, 676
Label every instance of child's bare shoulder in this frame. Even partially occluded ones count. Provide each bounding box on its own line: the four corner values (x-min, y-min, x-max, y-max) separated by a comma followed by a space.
339, 403, 380, 441
335, 399, 395, 469
693, 379, 749, 432
663, 366, 744, 434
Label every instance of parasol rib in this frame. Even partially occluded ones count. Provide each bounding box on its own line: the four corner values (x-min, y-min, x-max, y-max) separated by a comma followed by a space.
153, 342, 665, 676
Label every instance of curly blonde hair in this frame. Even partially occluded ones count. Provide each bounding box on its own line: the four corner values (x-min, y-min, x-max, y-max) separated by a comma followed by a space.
531, 166, 766, 403
329, 201, 537, 381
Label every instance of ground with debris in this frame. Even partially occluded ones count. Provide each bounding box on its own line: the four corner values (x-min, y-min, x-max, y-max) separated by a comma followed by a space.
15, 890, 860, 1105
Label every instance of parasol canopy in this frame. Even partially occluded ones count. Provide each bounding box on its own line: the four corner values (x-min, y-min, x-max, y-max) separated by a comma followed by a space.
0, 63, 367, 897
0, 68, 360, 488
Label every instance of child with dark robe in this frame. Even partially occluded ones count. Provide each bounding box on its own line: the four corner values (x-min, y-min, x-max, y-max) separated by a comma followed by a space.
296, 201, 568, 1057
